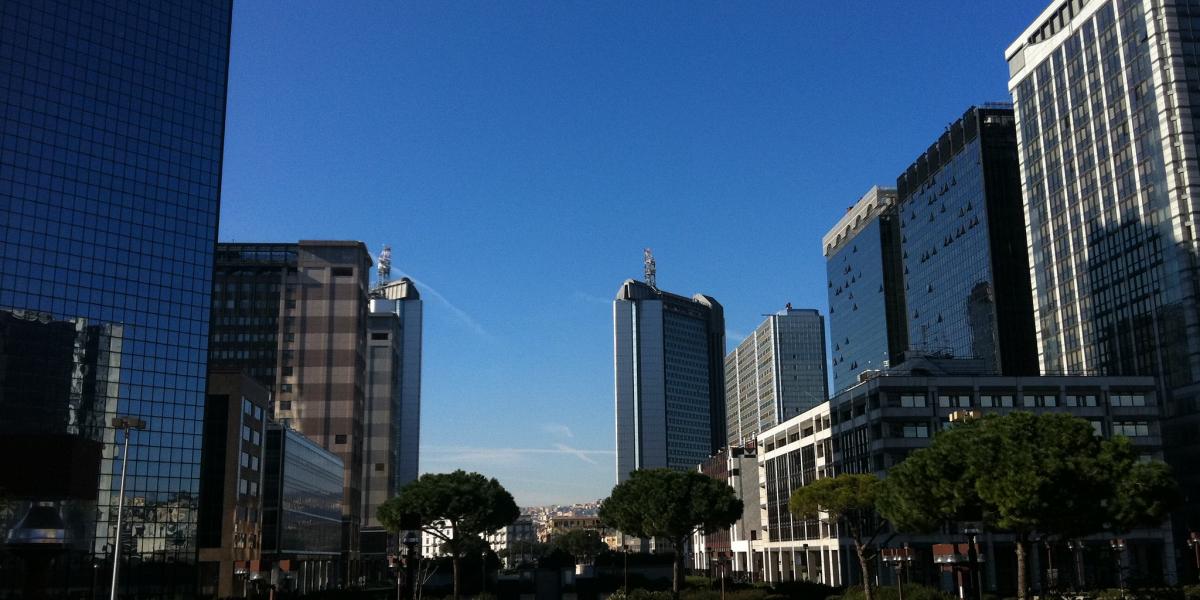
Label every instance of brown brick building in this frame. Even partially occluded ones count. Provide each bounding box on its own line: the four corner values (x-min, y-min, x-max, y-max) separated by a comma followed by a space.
210, 241, 373, 579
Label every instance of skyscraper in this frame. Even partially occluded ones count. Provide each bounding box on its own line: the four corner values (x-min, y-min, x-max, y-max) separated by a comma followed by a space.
361, 278, 422, 573
894, 106, 1038, 376
724, 307, 829, 447
824, 186, 906, 393
613, 279, 725, 482
0, 0, 232, 594
210, 241, 373, 578
1007, 0, 1200, 554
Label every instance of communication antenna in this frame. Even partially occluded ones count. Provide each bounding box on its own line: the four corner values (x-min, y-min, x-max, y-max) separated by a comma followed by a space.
643, 248, 657, 289
377, 244, 392, 285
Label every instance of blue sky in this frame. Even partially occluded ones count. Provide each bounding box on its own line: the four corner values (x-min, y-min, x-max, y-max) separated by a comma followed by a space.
219, 1, 1049, 506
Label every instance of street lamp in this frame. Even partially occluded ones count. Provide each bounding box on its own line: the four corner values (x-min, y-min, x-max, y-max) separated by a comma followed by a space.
1188, 532, 1200, 583
1066, 540, 1086, 591
1109, 538, 1126, 595
962, 525, 983, 600
402, 531, 419, 600
109, 416, 146, 600
882, 544, 915, 600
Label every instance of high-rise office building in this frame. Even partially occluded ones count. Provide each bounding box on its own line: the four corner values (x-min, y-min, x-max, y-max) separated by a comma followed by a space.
724, 307, 829, 447
0, 0, 231, 594
1007, 0, 1200, 556
613, 279, 726, 482
824, 186, 906, 393
894, 106, 1039, 376
210, 241, 373, 574
360, 278, 422, 575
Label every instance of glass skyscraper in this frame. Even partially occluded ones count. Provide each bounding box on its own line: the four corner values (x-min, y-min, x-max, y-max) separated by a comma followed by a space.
0, 0, 232, 595
894, 106, 1039, 377
1008, 0, 1200, 559
824, 186, 906, 393
614, 279, 726, 482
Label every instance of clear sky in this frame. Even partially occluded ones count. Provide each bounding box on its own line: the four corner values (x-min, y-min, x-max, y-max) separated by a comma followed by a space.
219, 1, 1050, 506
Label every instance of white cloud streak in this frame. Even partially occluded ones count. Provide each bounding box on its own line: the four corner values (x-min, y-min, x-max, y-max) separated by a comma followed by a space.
397, 271, 490, 339
541, 423, 574, 439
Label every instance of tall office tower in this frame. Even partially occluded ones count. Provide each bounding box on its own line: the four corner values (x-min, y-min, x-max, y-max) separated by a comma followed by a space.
210, 241, 373, 575
1007, 0, 1200, 550
614, 279, 726, 482
360, 278, 422, 576
373, 278, 422, 487
823, 186, 907, 393
894, 106, 1039, 376
0, 1, 231, 595
724, 306, 829, 447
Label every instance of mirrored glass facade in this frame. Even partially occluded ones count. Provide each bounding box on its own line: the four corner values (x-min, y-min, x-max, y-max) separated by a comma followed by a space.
824, 187, 905, 393
894, 107, 1038, 376
0, 0, 231, 595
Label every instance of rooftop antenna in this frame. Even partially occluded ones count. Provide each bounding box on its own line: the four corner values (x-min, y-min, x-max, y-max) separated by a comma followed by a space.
643, 248, 657, 289
377, 244, 392, 285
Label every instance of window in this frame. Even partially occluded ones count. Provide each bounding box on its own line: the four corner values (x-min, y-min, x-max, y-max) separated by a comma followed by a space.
901, 423, 929, 438
375, 463, 385, 472
332, 267, 354, 277
240, 452, 249, 468
278, 400, 292, 411
900, 394, 927, 408
242, 425, 251, 441
371, 332, 389, 340
1067, 394, 1098, 407
1090, 420, 1105, 436
939, 395, 971, 408
1113, 421, 1150, 437
335, 434, 348, 444
1110, 394, 1147, 407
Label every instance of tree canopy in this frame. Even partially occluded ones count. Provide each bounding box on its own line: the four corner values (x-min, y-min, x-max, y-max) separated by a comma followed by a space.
790, 474, 886, 600
378, 470, 520, 600
877, 412, 1180, 600
549, 528, 608, 563
599, 469, 742, 597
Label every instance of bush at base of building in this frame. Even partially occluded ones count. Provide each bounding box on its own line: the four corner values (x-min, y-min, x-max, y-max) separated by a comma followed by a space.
837, 584, 954, 600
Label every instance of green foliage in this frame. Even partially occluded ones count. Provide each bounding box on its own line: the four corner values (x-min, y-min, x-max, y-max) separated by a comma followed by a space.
877, 412, 1180, 538
839, 584, 954, 600
1185, 585, 1200, 600
376, 470, 519, 600
549, 528, 608, 562
599, 469, 744, 542
789, 474, 880, 538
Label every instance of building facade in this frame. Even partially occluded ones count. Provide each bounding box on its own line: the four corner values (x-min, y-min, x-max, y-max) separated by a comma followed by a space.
614, 279, 726, 481
824, 186, 906, 394
894, 106, 1039, 376
485, 518, 536, 567
198, 370, 271, 598
0, 0, 232, 595
210, 241, 374, 573
691, 446, 762, 577
725, 307, 829, 447
262, 423, 345, 593
361, 281, 423, 577
1005, 0, 1200, 546
756, 368, 1174, 591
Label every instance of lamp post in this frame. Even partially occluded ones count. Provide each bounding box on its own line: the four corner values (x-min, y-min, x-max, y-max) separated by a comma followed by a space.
962, 525, 983, 600
622, 543, 629, 593
1188, 532, 1200, 583
1066, 540, 1086, 591
882, 544, 915, 600
109, 416, 146, 600
1109, 538, 1126, 596
402, 531, 419, 600
801, 543, 810, 582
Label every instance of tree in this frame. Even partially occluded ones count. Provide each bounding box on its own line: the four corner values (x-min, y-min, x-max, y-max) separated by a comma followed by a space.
599, 469, 743, 598
550, 528, 608, 564
878, 412, 1181, 600
789, 474, 886, 600
377, 470, 520, 600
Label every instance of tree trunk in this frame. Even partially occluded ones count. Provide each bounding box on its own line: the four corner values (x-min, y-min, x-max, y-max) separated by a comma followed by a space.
452, 556, 460, 600
672, 537, 684, 600
1015, 537, 1027, 600
856, 543, 874, 600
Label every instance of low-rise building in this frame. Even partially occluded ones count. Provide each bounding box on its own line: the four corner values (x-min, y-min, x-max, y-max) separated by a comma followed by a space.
261, 423, 345, 593
691, 446, 762, 578
755, 364, 1174, 593
485, 518, 536, 567
198, 370, 271, 597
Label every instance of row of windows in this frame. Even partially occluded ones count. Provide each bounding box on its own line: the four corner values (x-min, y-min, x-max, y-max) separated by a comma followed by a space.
896, 391, 1145, 408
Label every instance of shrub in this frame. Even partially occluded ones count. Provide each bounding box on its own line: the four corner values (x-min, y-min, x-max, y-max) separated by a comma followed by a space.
839, 584, 954, 600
